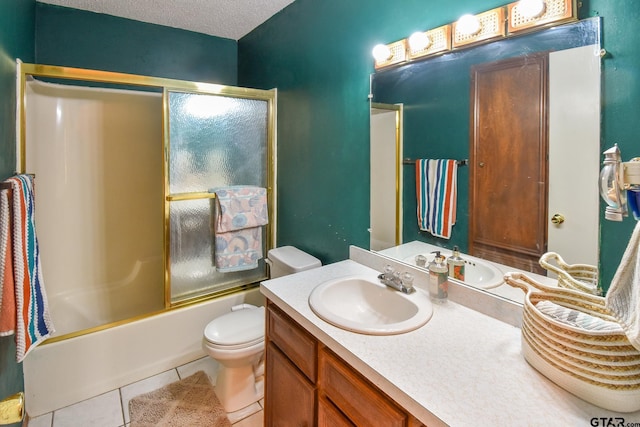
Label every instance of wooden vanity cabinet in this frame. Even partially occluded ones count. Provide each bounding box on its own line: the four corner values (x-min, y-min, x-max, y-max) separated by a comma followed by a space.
265, 300, 427, 427
265, 301, 318, 426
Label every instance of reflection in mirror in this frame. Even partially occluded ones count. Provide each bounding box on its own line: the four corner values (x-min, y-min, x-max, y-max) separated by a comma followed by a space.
370, 18, 601, 301
370, 103, 403, 251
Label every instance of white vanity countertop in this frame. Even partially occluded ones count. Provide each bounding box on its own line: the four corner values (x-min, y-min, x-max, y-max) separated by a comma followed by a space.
260, 257, 640, 427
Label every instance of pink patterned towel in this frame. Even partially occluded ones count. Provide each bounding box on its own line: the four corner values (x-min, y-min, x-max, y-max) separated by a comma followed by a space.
212, 186, 268, 273
1, 175, 54, 362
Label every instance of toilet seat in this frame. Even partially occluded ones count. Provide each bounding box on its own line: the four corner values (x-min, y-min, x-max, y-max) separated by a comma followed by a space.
204, 306, 265, 348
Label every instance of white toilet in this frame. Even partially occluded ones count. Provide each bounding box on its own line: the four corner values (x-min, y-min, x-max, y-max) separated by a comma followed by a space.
203, 246, 321, 412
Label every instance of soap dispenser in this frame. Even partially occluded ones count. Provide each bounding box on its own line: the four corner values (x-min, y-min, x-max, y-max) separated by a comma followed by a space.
428, 251, 449, 303
447, 246, 465, 281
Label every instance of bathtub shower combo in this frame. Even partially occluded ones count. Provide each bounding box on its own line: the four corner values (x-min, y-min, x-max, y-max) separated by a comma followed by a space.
16, 63, 276, 416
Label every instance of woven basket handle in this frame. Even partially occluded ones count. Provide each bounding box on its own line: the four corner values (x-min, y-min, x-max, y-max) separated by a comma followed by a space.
503, 272, 544, 295
538, 252, 566, 276
505, 272, 607, 308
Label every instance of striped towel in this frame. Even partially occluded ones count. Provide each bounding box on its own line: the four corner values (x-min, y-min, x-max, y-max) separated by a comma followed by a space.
536, 300, 623, 333
2, 175, 54, 362
416, 159, 458, 239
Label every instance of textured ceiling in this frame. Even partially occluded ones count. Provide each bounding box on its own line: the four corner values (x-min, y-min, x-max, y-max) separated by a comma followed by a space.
37, 0, 296, 40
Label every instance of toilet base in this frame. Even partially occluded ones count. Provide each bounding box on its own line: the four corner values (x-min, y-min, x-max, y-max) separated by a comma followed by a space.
215, 361, 264, 412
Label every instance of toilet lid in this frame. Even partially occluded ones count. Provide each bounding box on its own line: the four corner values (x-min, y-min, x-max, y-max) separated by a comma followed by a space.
204, 306, 265, 346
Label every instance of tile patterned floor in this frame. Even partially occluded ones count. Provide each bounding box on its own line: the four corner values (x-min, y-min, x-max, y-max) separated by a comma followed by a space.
27, 357, 263, 427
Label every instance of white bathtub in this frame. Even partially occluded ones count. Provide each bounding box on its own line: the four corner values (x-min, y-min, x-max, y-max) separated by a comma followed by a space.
23, 287, 264, 416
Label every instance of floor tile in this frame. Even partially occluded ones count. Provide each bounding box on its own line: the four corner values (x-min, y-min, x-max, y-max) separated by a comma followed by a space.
232, 410, 263, 427
27, 412, 52, 427
176, 356, 219, 384
119, 369, 180, 424
227, 402, 262, 425
52, 390, 123, 427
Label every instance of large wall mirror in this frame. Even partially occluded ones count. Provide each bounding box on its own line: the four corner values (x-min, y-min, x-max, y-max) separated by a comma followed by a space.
370, 18, 602, 299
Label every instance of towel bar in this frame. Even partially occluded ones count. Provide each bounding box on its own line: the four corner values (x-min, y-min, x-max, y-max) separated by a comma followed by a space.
0, 174, 36, 191
403, 158, 468, 166
166, 192, 217, 202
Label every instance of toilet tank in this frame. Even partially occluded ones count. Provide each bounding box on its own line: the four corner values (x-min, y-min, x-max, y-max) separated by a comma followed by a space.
267, 246, 321, 278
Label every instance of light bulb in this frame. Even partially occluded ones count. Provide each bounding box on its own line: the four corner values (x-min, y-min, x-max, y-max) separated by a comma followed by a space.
518, 0, 546, 18
408, 32, 431, 53
457, 14, 482, 36
372, 44, 392, 63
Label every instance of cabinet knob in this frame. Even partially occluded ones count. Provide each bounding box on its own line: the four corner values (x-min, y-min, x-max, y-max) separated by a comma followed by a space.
551, 214, 565, 224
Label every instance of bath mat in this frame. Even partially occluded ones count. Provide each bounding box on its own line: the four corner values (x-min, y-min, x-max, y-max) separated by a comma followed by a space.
129, 371, 231, 427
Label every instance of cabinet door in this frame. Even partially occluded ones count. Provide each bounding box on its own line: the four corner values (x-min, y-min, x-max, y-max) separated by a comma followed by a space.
319, 348, 406, 427
318, 396, 355, 427
265, 342, 316, 427
267, 303, 317, 382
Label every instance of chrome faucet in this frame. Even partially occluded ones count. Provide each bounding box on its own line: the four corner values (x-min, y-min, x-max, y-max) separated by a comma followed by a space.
378, 265, 415, 294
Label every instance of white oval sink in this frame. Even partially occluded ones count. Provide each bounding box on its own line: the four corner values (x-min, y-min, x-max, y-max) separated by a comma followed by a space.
308, 275, 433, 335
404, 251, 504, 289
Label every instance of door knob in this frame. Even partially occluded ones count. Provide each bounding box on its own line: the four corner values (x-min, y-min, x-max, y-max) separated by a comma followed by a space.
551, 214, 565, 224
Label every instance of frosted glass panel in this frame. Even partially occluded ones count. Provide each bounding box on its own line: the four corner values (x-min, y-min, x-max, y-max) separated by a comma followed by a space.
168, 92, 268, 194
169, 200, 266, 302
167, 91, 270, 304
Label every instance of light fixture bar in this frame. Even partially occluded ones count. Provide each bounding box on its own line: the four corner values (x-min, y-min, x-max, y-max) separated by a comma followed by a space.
371, 0, 581, 70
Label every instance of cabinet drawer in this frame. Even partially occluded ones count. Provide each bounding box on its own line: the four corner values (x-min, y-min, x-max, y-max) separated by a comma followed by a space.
267, 303, 317, 382
320, 348, 406, 427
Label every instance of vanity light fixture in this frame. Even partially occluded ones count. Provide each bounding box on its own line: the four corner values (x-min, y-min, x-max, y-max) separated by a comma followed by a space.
599, 145, 640, 221
371, 0, 579, 70
507, 0, 576, 34
452, 7, 506, 48
407, 25, 451, 60
373, 39, 408, 70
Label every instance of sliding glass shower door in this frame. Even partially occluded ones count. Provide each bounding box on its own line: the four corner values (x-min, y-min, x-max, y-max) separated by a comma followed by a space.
165, 91, 273, 305
18, 63, 277, 339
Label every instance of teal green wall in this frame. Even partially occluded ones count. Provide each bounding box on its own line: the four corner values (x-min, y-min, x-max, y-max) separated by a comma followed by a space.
0, 2, 637, 411
238, 0, 505, 263
35, 3, 238, 84
0, 0, 34, 422
239, 0, 640, 288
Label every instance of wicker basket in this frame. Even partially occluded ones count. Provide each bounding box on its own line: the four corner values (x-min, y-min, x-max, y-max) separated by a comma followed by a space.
538, 252, 601, 295
505, 272, 640, 412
